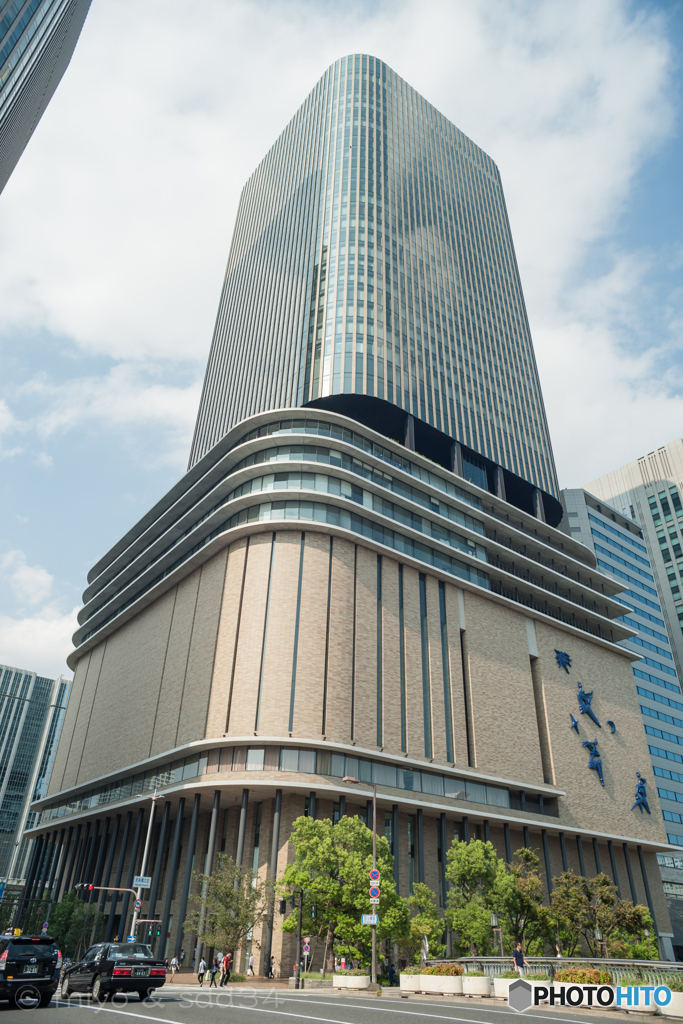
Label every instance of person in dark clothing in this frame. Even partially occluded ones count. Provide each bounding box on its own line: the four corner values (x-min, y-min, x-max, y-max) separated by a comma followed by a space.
388, 964, 397, 986
513, 943, 529, 975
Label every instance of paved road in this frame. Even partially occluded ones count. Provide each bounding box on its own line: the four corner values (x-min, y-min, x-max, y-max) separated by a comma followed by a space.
0, 987, 621, 1023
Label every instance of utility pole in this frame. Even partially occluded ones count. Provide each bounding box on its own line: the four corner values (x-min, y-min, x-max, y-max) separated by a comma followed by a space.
295, 889, 303, 990
371, 782, 377, 985
130, 792, 159, 938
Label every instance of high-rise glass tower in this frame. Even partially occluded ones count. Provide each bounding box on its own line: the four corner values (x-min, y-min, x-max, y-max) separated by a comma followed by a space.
0, 0, 92, 194
191, 54, 558, 505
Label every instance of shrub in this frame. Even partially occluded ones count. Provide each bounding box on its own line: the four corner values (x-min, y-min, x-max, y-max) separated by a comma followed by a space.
423, 964, 464, 976
336, 967, 366, 976
662, 976, 683, 994
227, 972, 246, 983
399, 966, 422, 976
464, 971, 486, 977
555, 967, 612, 985
526, 973, 551, 981
499, 970, 520, 979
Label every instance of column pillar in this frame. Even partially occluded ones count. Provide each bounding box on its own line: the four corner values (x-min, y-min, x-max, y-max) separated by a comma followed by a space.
533, 488, 546, 523
235, 790, 249, 867
416, 809, 424, 884
608, 840, 621, 897
450, 440, 464, 478
523, 826, 530, 849
263, 790, 281, 977
504, 823, 512, 863
392, 805, 399, 890
157, 798, 185, 959
338, 795, 346, 818
366, 799, 372, 830
82, 819, 100, 891
46, 829, 65, 894
63, 824, 81, 895
119, 808, 145, 940
32, 831, 52, 900
483, 820, 490, 843
98, 815, 120, 918
462, 816, 469, 843
623, 843, 638, 903
541, 830, 553, 895
494, 465, 506, 502
592, 837, 602, 874
309, 792, 317, 820
90, 819, 110, 902
175, 794, 201, 959
559, 832, 568, 872
148, 803, 171, 925
54, 825, 73, 902
404, 414, 415, 451
73, 822, 91, 891
15, 836, 42, 927
105, 811, 132, 942
637, 845, 658, 934
576, 835, 586, 877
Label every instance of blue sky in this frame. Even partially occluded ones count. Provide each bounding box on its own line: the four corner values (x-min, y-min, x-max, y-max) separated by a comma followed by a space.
1, 0, 683, 677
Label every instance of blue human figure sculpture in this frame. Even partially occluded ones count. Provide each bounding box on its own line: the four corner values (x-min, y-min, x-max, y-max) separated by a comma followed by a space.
632, 772, 651, 815
577, 681, 601, 728
582, 738, 604, 786
570, 714, 580, 734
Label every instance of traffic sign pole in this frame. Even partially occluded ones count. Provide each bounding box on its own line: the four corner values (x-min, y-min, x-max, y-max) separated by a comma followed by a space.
371, 783, 377, 986
130, 791, 160, 938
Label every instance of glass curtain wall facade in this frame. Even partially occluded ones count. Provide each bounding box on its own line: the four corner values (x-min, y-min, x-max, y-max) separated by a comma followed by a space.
190, 54, 558, 500
0, 664, 70, 881
0, 0, 92, 194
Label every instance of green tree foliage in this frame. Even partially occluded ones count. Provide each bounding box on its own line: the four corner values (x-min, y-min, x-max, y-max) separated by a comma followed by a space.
280, 815, 408, 973
46, 892, 102, 960
491, 847, 552, 954
185, 854, 269, 959
551, 871, 654, 958
406, 882, 445, 963
445, 839, 499, 955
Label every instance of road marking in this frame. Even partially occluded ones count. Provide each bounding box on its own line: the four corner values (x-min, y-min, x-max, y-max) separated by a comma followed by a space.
278, 996, 608, 1024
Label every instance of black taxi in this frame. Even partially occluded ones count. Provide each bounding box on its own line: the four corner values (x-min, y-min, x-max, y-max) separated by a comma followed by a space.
60, 941, 166, 1001
0, 934, 61, 1007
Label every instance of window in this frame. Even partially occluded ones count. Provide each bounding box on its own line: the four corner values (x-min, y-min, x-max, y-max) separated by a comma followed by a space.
246, 748, 265, 771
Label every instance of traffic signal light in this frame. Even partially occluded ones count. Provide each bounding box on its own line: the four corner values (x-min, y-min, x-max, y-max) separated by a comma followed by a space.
311, 904, 317, 920
279, 900, 287, 915
74, 883, 93, 891
156, 928, 161, 937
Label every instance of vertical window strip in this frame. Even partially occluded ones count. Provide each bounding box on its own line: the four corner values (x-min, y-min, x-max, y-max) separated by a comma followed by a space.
419, 573, 432, 758
288, 534, 306, 733
399, 564, 407, 752
376, 555, 383, 747
438, 581, 454, 762
255, 535, 277, 731
321, 537, 334, 735
225, 538, 250, 732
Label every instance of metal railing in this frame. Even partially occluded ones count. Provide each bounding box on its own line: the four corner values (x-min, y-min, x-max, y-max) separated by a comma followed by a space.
429, 956, 683, 985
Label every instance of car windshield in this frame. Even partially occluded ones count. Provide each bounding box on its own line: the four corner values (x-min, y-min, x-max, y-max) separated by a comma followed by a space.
9, 942, 56, 957
109, 944, 153, 958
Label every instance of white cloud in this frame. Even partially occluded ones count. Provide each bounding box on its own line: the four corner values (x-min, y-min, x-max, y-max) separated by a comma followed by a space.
1, 550, 53, 606
0, 0, 679, 486
0, 605, 77, 680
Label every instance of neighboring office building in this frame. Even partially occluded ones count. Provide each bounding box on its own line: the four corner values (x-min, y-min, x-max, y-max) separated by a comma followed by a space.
587, 441, 683, 688
24, 55, 677, 965
561, 489, 683, 955
0, 0, 92, 194
0, 664, 70, 884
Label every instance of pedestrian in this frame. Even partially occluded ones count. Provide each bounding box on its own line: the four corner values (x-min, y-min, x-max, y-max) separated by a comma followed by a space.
248, 953, 255, 976
198, 957, 207, 987
555, 943, 562, 958
209, 960, 219, 987
388, 964, 396, 987
221, 952, 231, 986
512, 942, 530, 975
269, 955, 276, 979
180, 949, 185, 967
169, 955, 179, 982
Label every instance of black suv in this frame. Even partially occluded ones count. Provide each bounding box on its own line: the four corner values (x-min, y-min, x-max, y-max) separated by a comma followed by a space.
60, 941, 166, 1001
0, 934, 61, 1007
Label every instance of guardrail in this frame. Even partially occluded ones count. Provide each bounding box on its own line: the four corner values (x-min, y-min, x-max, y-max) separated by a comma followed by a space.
428, 957, 683, 984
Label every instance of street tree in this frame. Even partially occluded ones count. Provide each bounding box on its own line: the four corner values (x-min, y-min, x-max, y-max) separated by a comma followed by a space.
406, 882, 445, 963
186, 854, 270, 960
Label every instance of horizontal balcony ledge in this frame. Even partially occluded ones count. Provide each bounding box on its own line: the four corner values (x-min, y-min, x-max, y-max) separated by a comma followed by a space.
88, 408, 592, 587
84, 456, 621, 614
76, 487, 628, 641
31, 733, 567, 812
25, 777, 671, 853
68, 518, 644, 671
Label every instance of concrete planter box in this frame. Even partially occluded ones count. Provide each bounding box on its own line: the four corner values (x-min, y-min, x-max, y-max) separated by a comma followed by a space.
462, 975, 492, 997
494, 978, 515, 999
333, 975, 370, 990
663, 992, 683, 1018
399, 974, 421, 992
287, 977, 333, 989
419, 974, 463, 994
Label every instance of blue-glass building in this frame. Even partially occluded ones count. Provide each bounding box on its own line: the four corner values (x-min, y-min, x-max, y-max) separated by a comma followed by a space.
0, 0, 92, 194
191, 54, 558, 510
0, 663, 70, 881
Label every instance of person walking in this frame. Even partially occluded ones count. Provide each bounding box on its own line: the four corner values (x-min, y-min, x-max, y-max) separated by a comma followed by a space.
209, 960, 219, 987
512, 942, 530, 975
269, 955, 275, 979
198, 957, 207, 987
388, 964, 397, 987
247, 953, 255, 976
169, 956, 179, 983
220, 952, 231, 986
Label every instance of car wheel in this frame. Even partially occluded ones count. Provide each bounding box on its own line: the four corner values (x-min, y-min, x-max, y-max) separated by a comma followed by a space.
139, 988, 156, 1002
60, 976, 71, 999
13, 985, 41, 1010
92, 976, 109, 1002
38, 992, 53, 1008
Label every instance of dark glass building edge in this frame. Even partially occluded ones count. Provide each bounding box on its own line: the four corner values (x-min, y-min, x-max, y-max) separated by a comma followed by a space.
189, 53, 558, 499
0, 0, 92, 193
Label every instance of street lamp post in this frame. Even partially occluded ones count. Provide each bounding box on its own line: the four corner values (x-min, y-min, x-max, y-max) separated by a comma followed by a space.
490, 912, 504, 957
343, 775, 377, 985
130, 792, 160, 938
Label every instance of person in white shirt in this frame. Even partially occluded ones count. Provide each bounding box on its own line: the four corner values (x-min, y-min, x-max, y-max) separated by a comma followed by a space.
198, 957, 207, 987
169, 956, 179, 982
248, 953, 254, 976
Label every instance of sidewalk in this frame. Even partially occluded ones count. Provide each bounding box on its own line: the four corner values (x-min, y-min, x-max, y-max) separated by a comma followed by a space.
166, 972, 288, 989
